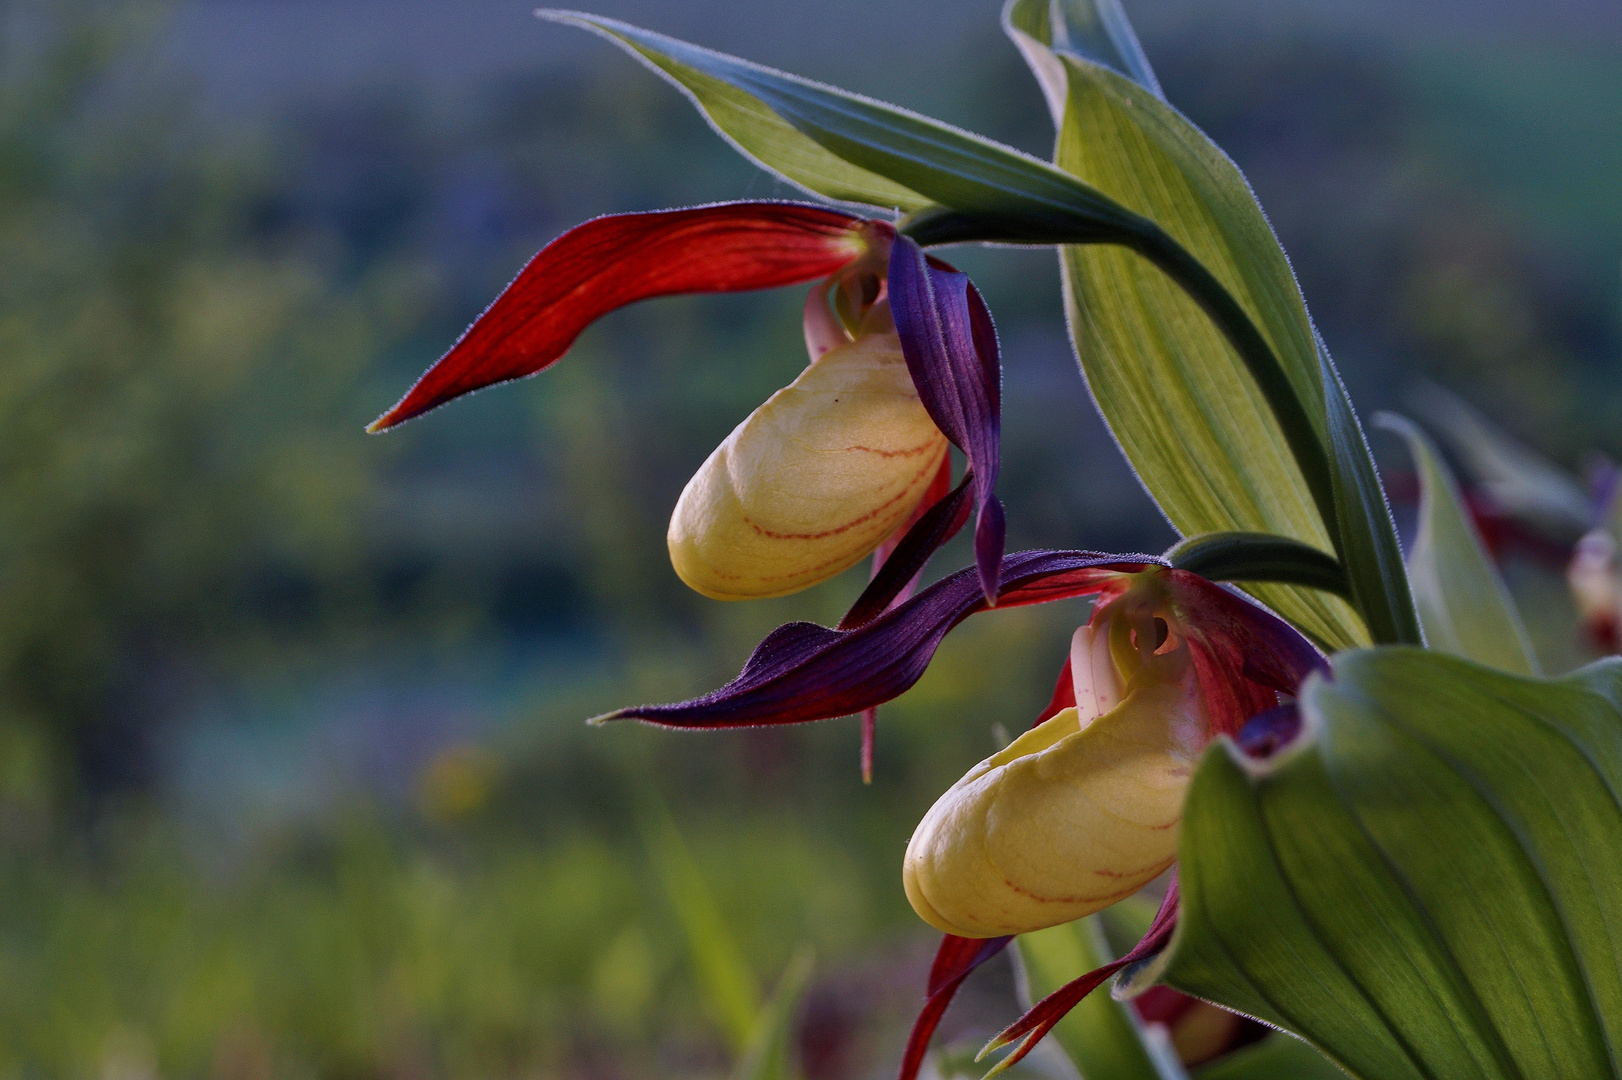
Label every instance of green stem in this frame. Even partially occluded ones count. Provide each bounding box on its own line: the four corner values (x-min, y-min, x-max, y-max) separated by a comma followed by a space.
1166, 532, 1350, 599
899, 206, 1422, 645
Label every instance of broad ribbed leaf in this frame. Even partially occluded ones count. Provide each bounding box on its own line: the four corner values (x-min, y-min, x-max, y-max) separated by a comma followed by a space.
1162, 648, 1622, 1080
1038, 49, 1364, 648
1377, 413, 1537, 675
1014, 918, 1169, 1080
1004, 0, 1423, 648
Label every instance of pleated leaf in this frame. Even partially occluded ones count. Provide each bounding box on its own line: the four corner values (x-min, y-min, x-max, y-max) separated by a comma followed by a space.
1161, 647, 1622, 1080
1378, 413, 1538, 675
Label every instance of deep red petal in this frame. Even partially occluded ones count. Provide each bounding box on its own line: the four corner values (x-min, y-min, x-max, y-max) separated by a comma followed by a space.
598, 550, 1157, 730
370, 201, 869, 430
1034, 659, 1077, 727
979, 878, 1181, 1075
896, 935, 1013, 1080
1166, 570, 1326, 737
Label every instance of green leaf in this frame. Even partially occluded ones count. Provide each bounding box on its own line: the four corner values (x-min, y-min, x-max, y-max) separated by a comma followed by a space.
1377, 413, 1538, 675
645, 811, 760, 1053
539, 12, 923, 210
731, 946, 815, 1080
1015, 918, 1172, 1080
542, 8, 1145, 237
1013, 19, 1366, 650
1321, 353, 1422, 647
1160, 647, 1622, 1080
1192, 1035, 1348, 1080
1003, 0, 1164, 125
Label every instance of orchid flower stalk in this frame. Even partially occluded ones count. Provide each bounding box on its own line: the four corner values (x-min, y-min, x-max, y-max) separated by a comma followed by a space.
375, 4, 1622, 1080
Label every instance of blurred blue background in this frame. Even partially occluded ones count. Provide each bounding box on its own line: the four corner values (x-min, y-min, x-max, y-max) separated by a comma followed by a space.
2, 0, 1618, 1075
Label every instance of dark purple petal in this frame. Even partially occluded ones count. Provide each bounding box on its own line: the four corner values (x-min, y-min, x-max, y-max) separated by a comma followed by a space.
1237, 703, 1303, 758
979, 878, 1182, 1076
597, 550, 1159, 730
840, 475, 974, 631
888, 236, 1004, 603
897, 934, 1013, 1080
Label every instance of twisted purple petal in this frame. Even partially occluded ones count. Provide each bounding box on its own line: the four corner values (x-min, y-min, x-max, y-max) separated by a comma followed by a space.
840, 474, 974, 631
598, 550, 1158, 730
888, 236, 1004, 603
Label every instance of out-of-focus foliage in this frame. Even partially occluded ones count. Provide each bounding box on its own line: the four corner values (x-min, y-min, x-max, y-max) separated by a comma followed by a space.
0, 3, 429, 800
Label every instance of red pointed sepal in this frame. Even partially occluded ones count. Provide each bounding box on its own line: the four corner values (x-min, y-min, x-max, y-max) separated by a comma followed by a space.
370, 201, 876, 431
976, 879, 1182, 1077
896, 934, 1014, 1080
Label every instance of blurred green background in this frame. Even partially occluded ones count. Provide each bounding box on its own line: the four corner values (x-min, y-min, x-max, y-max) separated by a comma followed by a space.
1, 0, 1618, 1076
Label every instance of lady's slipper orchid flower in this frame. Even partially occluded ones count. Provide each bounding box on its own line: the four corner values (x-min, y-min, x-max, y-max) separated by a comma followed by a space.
370, 202, 1006, 606
903, 565, 1304, 939
597, 548, 1319, 1080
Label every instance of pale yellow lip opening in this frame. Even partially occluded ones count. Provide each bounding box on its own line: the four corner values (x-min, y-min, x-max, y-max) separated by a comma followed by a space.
667, 329, 948, 601
902, 625, 1203, 939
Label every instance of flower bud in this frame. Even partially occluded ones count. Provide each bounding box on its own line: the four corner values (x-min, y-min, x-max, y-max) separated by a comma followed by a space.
903, 610, 1206, 938
668, 328, 949, 600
